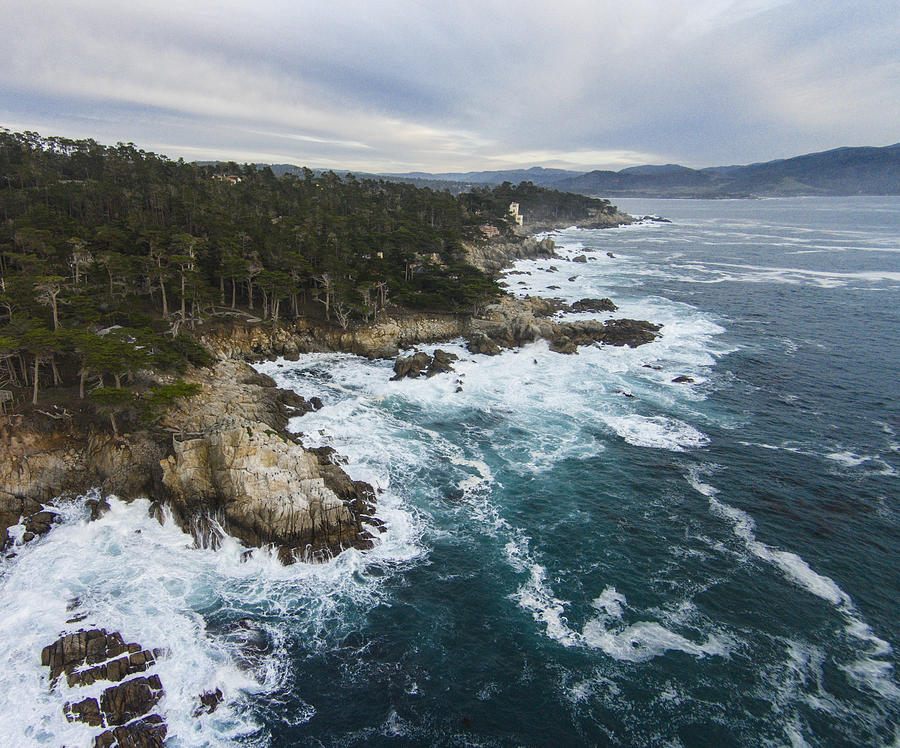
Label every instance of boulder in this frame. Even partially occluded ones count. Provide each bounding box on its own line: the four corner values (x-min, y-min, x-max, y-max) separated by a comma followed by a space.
427, 349, 458, 376
466, 333, 501, 356
549, 337, 578, 355
567, 298, 617, 313
391, 351, 433, 380
572, 254, 588, 263
194, 688, 224, 716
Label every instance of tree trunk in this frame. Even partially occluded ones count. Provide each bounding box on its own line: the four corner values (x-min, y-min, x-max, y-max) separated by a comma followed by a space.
219, 276, 225, 305
231, 278, 236, 309
160, 276, 168, 317
50, 356, 61, 386
79, 369, 86, 399
32, 357, 39, 406
109, 412, 118, 436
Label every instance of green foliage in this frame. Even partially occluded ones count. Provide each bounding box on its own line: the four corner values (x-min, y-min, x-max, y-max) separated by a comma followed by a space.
0, 128, 608, 406
90, 386, 136, 408
139, 380, 202, 423
460, 181, 614, 224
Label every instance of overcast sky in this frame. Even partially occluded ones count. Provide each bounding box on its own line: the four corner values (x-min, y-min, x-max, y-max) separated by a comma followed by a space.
2, 0, 898, 173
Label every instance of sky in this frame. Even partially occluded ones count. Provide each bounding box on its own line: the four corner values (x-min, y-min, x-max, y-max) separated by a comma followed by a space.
2, 0, 898, 173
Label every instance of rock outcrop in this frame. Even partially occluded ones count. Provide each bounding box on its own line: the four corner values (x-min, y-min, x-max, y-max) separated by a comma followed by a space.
391, 349, 459, 380
464, 297, 660, 355
0, 360, 379, 563
42, 628, 167, 747
161, 422, 377, 562
463, 235, 557, 274
566, 298, 617, 313
158, 360, 379, 561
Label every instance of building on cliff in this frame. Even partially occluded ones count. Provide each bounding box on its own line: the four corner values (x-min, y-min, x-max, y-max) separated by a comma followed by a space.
508, 202, 524, 226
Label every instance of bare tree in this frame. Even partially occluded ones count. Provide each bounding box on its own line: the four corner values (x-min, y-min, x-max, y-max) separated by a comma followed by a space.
314, 272, 335, 320
34, 276, 64, 329
67, 238, 93, 285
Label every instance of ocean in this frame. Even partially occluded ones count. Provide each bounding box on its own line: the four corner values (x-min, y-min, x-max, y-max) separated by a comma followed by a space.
1, 197, 898, 746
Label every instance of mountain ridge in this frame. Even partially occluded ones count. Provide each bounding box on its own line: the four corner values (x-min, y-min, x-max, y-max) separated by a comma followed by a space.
381, 144, 900, 197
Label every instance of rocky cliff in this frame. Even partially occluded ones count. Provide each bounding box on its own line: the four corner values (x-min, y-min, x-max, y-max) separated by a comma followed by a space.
0, 360, 379, 562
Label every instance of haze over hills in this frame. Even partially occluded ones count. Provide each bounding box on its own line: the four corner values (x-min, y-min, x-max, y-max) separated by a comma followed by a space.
384, 144, 900, 197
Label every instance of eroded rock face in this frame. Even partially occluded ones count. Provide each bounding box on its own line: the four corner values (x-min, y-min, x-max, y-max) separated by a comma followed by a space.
197, 314, 466, 362
161, 421, 376, 561
464, 236, 557, 274
0, 417, 164, 549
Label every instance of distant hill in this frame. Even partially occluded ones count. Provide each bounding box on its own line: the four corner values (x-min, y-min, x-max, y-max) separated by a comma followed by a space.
383, 166, 583, 188
554, 144, 900, 197
206, 144, 900, 198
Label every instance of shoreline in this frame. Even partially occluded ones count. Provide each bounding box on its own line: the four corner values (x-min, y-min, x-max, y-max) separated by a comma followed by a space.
0, 212, 659, 746
0, 212, 644, 555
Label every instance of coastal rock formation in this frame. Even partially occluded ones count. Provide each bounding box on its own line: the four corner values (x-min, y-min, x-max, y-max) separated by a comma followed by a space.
161, 421, 377, 562
566, 298, 617, 313
197, 313, 466, 362
464, 297, 660, 355
463, 236, 557, 274
42, 628, 167, 747
158, 360, 379, 561
391, 349, 459, 380
0, 360, 378, 563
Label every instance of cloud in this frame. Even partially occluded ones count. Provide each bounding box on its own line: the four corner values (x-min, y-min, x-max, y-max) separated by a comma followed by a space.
1, 0, 897, 171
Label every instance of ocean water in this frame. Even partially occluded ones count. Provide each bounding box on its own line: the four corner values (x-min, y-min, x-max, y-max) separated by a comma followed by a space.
1, 197, 898, 746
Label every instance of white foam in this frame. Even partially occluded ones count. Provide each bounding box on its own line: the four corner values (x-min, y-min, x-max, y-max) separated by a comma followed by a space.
825, 451, 897, 476
602, 414, 709, 451
687, 467, 899, 701
508, 540, 728, 664
0, 495, 274, 747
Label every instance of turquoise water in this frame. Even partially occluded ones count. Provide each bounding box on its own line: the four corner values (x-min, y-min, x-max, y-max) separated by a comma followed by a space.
0, 197, 897, 746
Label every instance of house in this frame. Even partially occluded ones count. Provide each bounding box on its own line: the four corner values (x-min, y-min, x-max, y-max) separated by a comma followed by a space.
508, 202, 524, 226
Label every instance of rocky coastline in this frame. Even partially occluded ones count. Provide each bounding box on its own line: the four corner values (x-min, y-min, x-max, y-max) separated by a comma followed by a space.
0, 215, 663, 742
0, 215, 656, 563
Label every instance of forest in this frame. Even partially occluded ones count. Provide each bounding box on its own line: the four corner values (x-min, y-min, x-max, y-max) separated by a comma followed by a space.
0, 129, 613, 421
